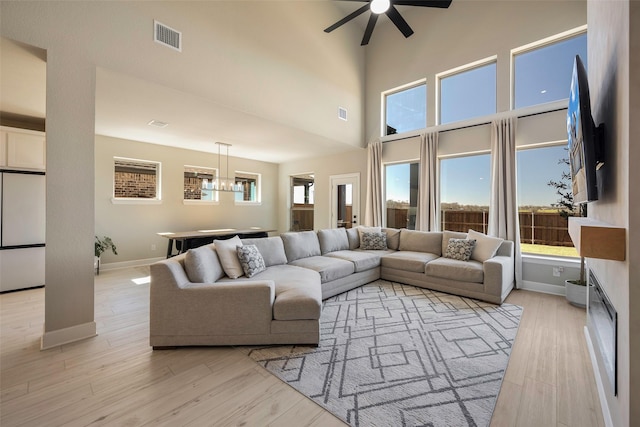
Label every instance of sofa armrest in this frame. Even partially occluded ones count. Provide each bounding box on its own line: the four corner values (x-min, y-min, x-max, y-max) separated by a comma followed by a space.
483, 255, 514, 301
150, 260, 275, 336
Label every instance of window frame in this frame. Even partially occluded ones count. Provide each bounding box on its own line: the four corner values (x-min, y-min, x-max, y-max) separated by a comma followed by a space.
234, 170, 262, 205
510, 25, 587, 110
112, 156, 162, 205
436, 55, 497, 126
183, 165, 219, 205
381, 79, 427, 138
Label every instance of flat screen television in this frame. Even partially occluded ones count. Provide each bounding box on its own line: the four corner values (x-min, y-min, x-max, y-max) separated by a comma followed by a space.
567, 54, 604, 204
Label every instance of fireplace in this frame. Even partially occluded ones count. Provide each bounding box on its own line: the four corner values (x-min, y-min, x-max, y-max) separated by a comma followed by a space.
588, 270, 617, 396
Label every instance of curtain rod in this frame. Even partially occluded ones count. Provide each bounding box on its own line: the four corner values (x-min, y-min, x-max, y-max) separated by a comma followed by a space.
382, 105, 567, 142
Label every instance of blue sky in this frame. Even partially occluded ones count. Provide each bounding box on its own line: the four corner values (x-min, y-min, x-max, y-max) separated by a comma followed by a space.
385, 33, 587, 208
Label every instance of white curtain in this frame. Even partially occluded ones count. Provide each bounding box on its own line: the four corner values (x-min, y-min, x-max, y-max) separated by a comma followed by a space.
489, 117, 522, 288
416, 131, 439, 231
364, 140, 383, 227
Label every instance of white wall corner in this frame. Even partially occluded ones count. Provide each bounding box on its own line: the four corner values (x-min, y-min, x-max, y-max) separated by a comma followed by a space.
41, 321, 97, 350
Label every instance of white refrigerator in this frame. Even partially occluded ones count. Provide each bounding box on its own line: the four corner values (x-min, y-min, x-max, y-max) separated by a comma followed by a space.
0, 170, 46, 292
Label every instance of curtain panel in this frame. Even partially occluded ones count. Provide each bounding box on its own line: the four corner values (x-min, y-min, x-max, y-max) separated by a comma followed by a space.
416, 131, 439, 231
489, 117, 522, 288
364, 140, 383, 227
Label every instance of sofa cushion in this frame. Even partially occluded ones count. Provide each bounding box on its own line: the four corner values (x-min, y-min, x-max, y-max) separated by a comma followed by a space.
325, 250, 382, 272
361, 231, 387, 250
241, 236, 288, 267
236, 245, 266, 278
346, 227, 360, 249
247, 265, 322, 321
383, 228, 401, 250
426, 257, 484, 283
318, 228, 349, 254
441, 230, 468, 255
281, 231, 321, 262
381, 251, 439, 273
184, 244, 225, 283
444, 238, 476, 261
398, 229, 443, 255
468, 229, 504, 262
214, 235, 244, 279
289, 256, 355, 283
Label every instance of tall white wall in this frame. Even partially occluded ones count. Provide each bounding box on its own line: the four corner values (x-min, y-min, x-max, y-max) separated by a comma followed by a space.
587, 1, 638, 425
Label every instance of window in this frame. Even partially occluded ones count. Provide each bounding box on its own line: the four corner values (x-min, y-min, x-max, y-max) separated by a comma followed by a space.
291, 174, 314, 231
513, 29, 587, 109
113, 157, 160, 200
440, 154, 490, 233
385, 162, 418, 229
383, 82, 427, 136
517, 144, 578, 257
438, 59, 497, 124
235, 171, 261, 204
184, 166, 218, 202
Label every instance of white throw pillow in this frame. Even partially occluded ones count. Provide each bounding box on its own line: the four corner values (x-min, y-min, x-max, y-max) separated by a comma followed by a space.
214, 235, 244, 279
467, 229, 504, 262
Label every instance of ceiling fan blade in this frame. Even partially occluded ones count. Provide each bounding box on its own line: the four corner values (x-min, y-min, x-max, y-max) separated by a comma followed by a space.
386, 5, 414, 38
393, 0, 453, 8
361, 13, 379, 46
324, 3, 371, 33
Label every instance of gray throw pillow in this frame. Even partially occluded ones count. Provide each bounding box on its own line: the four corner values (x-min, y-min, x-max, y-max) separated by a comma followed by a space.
236, 245, 266, 278
444, 238, 477, 261
184, 244, 225, 283
361, 231, 387, 250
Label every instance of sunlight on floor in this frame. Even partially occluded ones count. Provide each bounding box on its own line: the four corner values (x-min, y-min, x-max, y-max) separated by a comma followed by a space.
131, 276, 150, 285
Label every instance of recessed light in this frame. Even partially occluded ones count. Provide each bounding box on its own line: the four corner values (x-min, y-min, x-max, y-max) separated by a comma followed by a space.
148, 119, 169, 128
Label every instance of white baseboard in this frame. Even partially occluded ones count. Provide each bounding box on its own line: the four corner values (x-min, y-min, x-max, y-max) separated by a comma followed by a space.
520, 280, 565, 296
584, 326, 614, 427
100, 257, 164, 271
41, 321, 97, 350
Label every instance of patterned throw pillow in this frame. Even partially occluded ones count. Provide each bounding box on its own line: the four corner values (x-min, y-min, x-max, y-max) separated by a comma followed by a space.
444, 238, 477, 261
236, 245, 266, 278
361, 231, 387, 250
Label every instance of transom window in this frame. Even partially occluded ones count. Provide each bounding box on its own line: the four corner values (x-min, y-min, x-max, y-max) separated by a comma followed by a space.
438, 58, 497, 125
383, 81, 426, 136
113, 157, 160, 200
184, 166, 218, 202
512, 27, 587, 109
235, 171, 261, 204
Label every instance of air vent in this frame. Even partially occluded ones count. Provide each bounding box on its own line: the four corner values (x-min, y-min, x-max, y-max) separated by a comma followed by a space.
338, 107, 348, 121
148, 119, 169, 128
154, 20, 182, 52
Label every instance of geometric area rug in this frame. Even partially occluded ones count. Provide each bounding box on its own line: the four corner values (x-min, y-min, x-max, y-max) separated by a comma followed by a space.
247, 281, 523, 427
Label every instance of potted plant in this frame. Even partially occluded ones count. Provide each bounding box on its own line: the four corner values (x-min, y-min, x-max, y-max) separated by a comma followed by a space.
95, 235, 117, 274
548, 153, 587, 307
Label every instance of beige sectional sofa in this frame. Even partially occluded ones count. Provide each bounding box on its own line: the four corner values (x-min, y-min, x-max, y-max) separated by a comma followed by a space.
149, 227, 515, 348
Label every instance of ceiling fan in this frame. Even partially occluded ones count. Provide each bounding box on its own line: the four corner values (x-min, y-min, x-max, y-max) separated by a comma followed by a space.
325, 0, 453, 46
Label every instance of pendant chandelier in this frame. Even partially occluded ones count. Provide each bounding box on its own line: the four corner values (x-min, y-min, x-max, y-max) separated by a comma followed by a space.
208, 142, 244, 193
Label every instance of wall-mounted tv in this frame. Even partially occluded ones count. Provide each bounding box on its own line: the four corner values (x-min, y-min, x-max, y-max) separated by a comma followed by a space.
567, 54, 604, 204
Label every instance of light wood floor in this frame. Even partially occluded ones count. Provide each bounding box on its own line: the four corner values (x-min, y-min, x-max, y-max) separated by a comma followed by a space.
1, 267, 605, 426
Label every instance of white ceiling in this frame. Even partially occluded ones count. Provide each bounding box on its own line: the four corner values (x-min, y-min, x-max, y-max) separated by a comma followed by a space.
0, 1, 407, 163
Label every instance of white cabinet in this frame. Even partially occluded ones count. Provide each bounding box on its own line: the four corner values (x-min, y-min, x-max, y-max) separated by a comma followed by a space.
0, 247, 46, 292
0, 127, 46, 171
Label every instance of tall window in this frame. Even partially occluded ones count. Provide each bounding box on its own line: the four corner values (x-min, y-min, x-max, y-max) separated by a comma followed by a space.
517, 144, 578, 257
113, 157, 160, 200
383, 82, 427, 136
438, 59, 497, 124
235, 171, 261, 204
291, 174, 314, 231
385, 162, 418, 229
513, 29, 587, 109
440, 154, 490, 233
184, 166, 218, 202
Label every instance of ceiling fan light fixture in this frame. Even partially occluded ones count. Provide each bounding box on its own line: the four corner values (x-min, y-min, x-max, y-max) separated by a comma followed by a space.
370, 0, 390, 14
